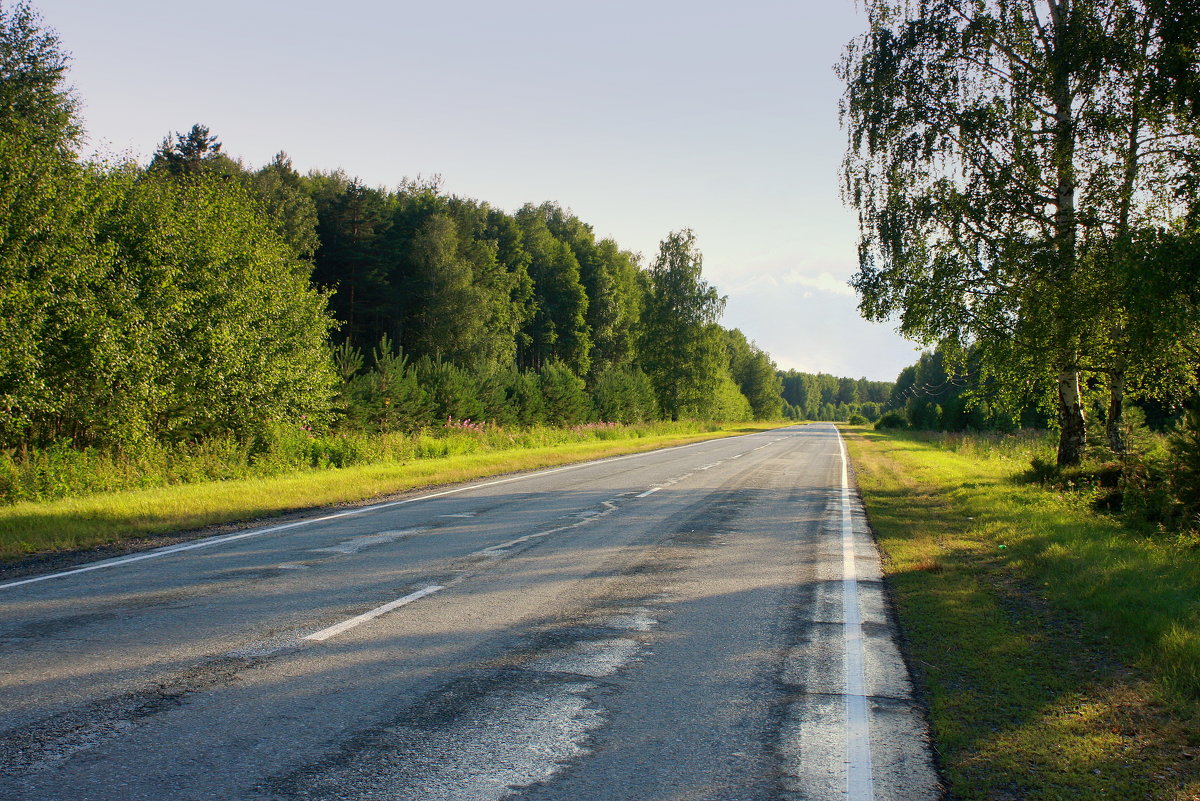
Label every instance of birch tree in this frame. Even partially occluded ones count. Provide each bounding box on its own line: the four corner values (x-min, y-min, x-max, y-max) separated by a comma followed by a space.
840, 0, 1195, 464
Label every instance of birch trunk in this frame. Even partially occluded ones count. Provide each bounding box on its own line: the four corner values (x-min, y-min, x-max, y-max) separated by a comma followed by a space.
1050, 0, 1086, 466
1106, 358, 1127, 455
1058, 366, 1087, 466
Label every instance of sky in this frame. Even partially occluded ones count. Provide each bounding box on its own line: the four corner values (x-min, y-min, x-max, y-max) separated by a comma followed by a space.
35, 0, 924, 381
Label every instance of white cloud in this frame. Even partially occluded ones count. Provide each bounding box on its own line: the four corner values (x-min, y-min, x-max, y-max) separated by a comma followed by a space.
781, 270, 855, 297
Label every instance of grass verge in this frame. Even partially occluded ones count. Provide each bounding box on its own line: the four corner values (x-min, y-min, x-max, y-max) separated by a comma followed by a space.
844, 426, 1200, 800
0, 421, 787, 562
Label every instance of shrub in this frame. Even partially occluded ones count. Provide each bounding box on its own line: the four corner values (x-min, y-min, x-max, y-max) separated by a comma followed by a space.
847, 413, 869, 425
592, 366, 659, 423
1168, 406, 1200, 529
875, 411, 909, 430
345, 337, 432, 432
416, 357, 483, 422
508, 370, 546, 426
539, 361, 592, 426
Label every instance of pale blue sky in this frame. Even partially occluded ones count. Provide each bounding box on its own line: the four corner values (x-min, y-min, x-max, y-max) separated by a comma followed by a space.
38, 0, 921, 381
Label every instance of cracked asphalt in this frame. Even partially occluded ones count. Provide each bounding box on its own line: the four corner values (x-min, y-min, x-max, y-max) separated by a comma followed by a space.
0, 424, 940, 801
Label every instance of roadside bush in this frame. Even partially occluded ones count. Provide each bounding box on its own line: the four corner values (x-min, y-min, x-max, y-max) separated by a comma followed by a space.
847, 413, 869, 426
416, 357, 483, 422
1168, 406, 1200, 530
875, 411, 909, 430
508, 370, 546, 426
592, 366, 659, 423
345, 337, 432, 432
540, 360, 592, 426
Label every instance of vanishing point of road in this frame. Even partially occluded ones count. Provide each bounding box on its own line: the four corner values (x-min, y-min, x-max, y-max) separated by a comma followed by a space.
0, 424, 940, 800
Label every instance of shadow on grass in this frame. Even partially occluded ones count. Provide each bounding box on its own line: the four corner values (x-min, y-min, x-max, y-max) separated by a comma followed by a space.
852, 429, 1200, 800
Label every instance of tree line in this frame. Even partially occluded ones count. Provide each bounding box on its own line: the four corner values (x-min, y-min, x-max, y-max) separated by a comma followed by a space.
0, 2, 792, 454
841, 0, 1200, 465
778, 371, 893, 422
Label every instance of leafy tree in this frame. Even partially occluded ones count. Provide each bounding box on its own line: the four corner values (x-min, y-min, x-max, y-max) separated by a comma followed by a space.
704, 373, 753, 422
0, 1, 77, 149
0, 153, 116, 447
0, 2, 115, 447
516, 204, 592, 374
403, 213, 485, 363
726, 329, 783, 419
839, 0, 1196, 464
100, 171, 338, 442
542, 205, 644, 376
640, 230, 727, 419
253, 152, 320, 259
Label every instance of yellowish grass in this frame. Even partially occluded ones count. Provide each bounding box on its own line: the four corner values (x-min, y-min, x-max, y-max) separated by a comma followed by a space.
0, 422, 789, 561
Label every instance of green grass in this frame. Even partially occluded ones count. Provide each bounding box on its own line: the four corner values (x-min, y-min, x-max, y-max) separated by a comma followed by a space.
844, 426, 1200, 800
0, 421, 788, 562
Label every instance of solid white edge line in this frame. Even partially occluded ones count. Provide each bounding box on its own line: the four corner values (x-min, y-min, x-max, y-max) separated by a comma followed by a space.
635, 487, 662, 498
303, 585, 444, 642
0, 429, 799, 593
835, 424, 876, 801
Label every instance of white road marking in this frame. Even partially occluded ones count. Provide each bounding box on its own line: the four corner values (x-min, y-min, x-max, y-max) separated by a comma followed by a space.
305, 492, 637, 643
635, 487, 661, 498
0, 434, 776, 592
835, 426, 876, 801
303, 585, 445, 642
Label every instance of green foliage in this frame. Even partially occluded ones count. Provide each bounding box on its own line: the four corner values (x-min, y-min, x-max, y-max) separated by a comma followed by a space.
875, 411, 909, 430
332, 340, 364, 383
539, 360, 592, 426
0, 1, 77, 149
507, 369, 546, 427
691, 374, 752, 422
149, 123, 241, 179
0, 3, 806, 483
517, 204, 592, 374
344, 336, 431, 432
415, 356, 484, 423
840, 0, 1200, 465
98, 171, 339, 443
1168, 406, 1200, 529
725, 328, 784, 419
640, 231, 727, 419
252, 152, 320, 259
591, 366, 659, 423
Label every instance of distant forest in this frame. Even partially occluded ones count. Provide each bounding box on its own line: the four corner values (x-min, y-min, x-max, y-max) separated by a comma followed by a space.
1, 3, 902, 455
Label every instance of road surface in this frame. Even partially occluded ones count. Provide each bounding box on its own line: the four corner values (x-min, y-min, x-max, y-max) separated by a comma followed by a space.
0, 424, 940, 800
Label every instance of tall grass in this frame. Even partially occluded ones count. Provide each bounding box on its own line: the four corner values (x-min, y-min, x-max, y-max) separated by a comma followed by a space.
845, 426, 1200, 800
0, 420, 773, 561
0, 420, 719, 507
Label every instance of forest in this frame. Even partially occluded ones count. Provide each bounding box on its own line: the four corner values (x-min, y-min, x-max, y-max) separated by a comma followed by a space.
0, 1, 823, 470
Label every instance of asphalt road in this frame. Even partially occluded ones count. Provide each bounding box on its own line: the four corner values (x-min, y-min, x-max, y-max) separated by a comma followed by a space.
0, 424, 940, 801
